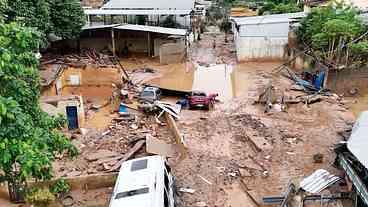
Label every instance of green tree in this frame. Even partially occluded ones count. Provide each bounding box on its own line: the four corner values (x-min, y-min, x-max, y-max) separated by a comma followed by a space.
259, 0, 301, 15
270, 3, 301, 14
49, 0, 85, 39
160, 15, 180, 28
0, 23, 77, 202
6, 0, 51, 39
4, 0, 85, 42
297, 4, 366, 65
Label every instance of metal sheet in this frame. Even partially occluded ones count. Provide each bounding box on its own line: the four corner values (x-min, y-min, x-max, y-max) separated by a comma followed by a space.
115, 24, 187, 36
347, 111, 368, 169
84, 9, 193, 15
231, 12, 306, 26
82, 24, 120, 30
300, 169, 340, 194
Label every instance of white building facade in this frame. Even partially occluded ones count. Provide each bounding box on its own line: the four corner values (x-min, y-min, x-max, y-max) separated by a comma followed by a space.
231, 12, 305, 62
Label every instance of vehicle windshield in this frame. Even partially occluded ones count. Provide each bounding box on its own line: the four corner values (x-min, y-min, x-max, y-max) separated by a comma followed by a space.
192, 92, 206, 96
141, 91, 154, 97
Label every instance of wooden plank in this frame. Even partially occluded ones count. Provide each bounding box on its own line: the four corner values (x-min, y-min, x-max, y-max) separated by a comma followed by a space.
108, 140, 145, 172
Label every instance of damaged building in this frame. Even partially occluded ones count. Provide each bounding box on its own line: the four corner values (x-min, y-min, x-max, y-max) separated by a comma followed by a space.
72, 24, 188, 64
39, 63, 123, 130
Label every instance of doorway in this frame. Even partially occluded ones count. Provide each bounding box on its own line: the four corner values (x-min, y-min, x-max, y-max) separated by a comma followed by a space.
66, 106, 79, 130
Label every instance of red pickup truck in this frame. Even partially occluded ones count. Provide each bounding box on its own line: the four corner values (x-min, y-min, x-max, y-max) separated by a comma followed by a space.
188, 91, 218, 110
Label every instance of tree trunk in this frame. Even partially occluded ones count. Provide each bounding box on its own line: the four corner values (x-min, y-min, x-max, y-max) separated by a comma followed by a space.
8, 180, 26, 203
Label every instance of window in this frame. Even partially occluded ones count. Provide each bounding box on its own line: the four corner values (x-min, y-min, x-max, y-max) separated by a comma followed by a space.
115, 187, 149, 199
131, 159, 148, 171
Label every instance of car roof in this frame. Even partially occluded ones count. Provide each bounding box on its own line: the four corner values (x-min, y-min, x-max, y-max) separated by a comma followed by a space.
109, 156, 165, 207
143, 87, 159, 92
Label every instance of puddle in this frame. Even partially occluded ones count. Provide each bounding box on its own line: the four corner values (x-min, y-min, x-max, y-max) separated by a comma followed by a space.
346, 95, 368, 117
148, 64, 251, 102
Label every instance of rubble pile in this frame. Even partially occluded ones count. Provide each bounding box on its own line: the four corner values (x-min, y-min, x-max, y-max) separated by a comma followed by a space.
55, 114, 174, 177
41, 49, 116, 68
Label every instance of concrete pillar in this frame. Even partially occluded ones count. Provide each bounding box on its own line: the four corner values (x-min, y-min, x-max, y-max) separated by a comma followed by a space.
147, 32, 151, 57
111, 28, 116, 56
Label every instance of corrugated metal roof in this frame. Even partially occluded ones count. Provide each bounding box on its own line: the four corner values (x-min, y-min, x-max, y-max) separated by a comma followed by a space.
82, 24, 120, 30
231, 12, 306, 26
348, 111, 368, 169
84, 9, 192, 15
300, 169, 341, 194
114, 24, 187, 36
102, 0, 195, 10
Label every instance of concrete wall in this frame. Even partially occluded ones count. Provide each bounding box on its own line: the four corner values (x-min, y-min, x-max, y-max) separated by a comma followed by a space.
235, 22, 289, 61
236, 37, 288, 61
159, 41, 186, 64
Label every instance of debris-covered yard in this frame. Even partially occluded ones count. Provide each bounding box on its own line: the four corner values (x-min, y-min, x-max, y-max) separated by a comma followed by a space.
38, 32, 356, 207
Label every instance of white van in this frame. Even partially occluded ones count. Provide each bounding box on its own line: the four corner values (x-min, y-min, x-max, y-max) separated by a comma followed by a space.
109, 156, 176, 207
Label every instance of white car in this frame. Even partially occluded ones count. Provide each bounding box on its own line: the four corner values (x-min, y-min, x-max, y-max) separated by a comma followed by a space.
109, 156, 176, 207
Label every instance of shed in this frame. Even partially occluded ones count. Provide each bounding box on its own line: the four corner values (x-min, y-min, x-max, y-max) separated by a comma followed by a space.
79, 24, 187, 63
231, 12, 306, 61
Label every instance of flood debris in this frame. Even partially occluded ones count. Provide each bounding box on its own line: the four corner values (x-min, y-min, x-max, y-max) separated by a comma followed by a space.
198, 175, 213, 185
300, 169, 341, 194
146, 134, 177, 157
108, 139, 146, 172
41, 49, 116, 68
179, 188, 196, 194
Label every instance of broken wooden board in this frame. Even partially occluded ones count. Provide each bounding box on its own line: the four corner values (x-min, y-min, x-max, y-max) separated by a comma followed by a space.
108, 140, 146, 172
146, 135, 177, 158
85, 150, 119, 162
249, 136, 272, 151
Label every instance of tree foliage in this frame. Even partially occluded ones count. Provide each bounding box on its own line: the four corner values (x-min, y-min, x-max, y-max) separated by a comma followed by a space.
297, 3, 367, 66
160, 15, 181, 28
259, 0, 302, 15
4, 0, 85, 42
0, 23, 77, 198
49, 0, 85, 39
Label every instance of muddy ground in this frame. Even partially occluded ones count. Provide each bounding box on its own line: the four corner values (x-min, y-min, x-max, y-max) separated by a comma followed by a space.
0, 31, 357, 207
62, 32, 355, 207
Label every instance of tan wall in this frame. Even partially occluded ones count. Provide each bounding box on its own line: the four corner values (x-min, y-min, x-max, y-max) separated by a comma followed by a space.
42, 67, 122, 99
159, 41, 186, 64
